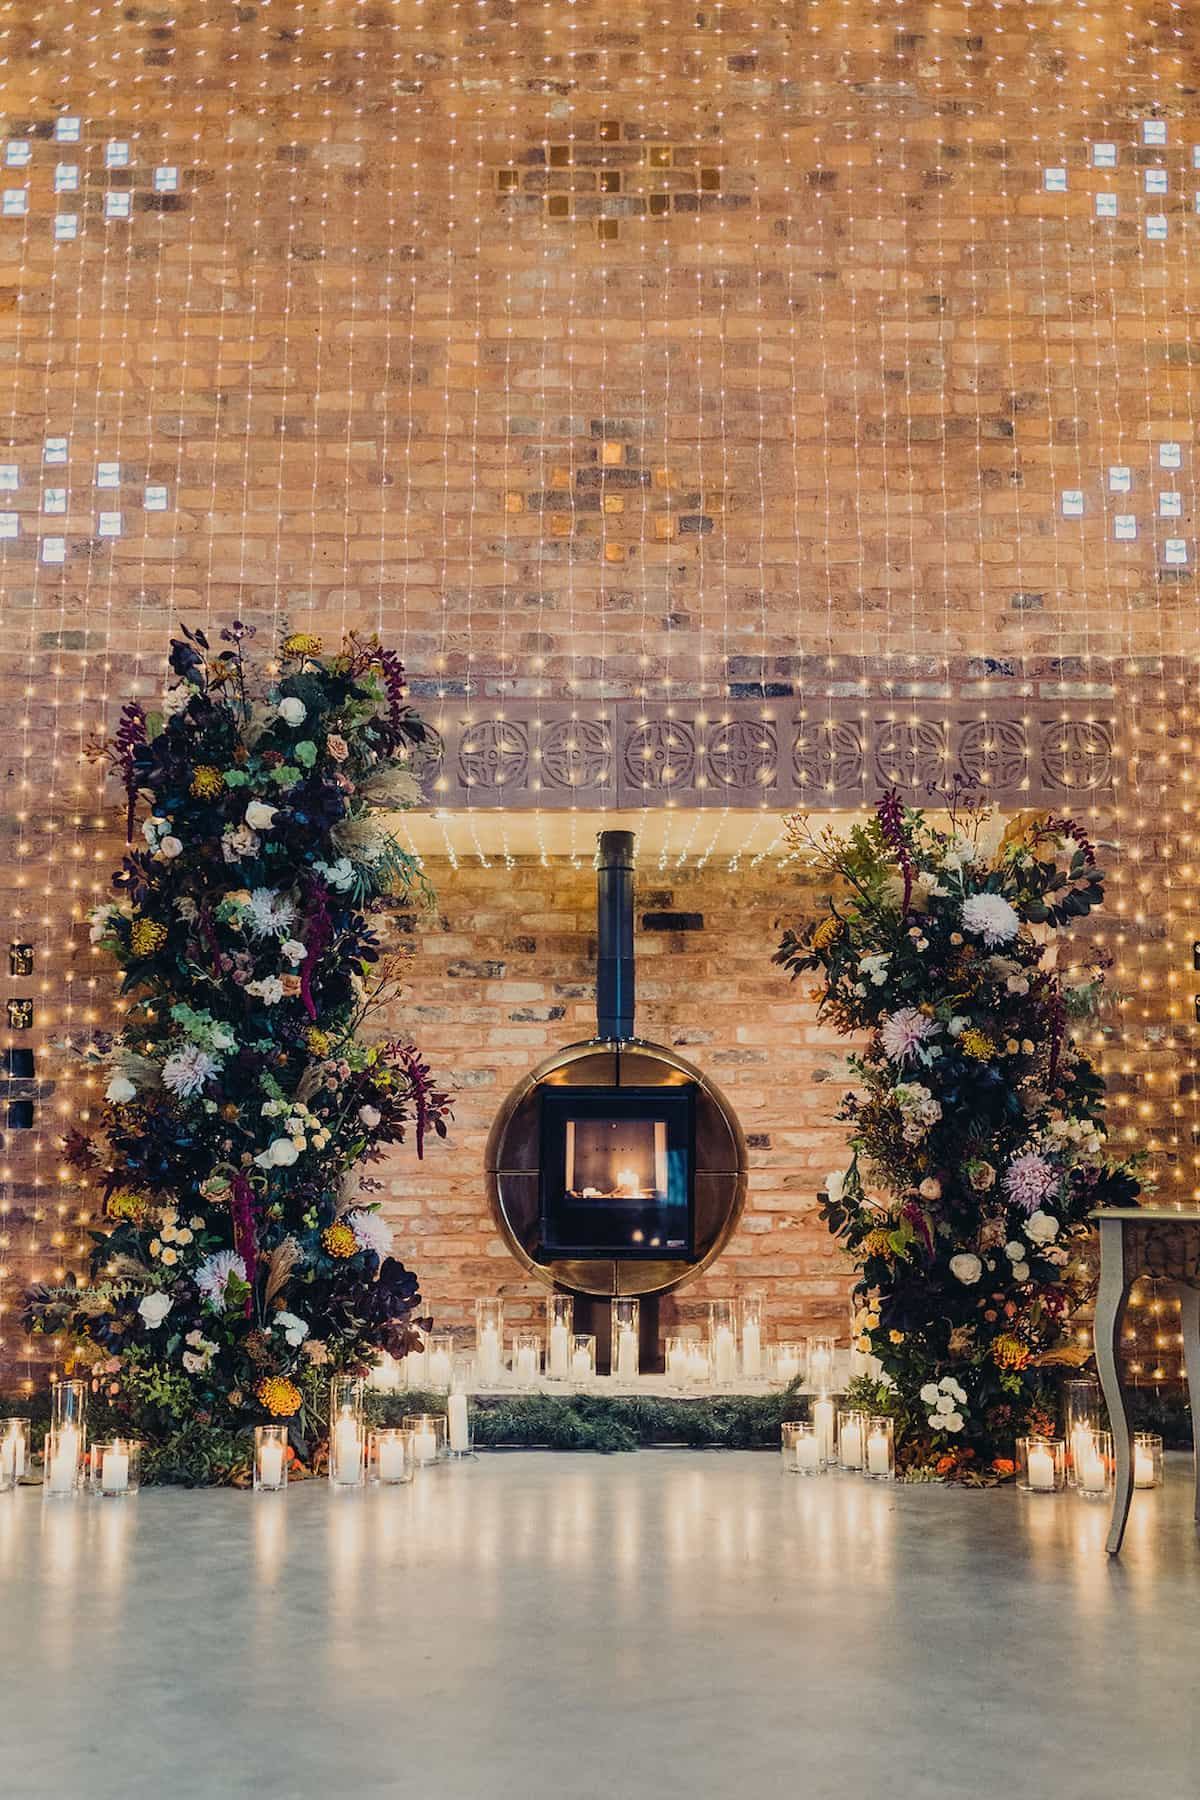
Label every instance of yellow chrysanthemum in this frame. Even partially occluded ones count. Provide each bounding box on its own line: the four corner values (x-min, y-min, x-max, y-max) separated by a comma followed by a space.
959, 1028, 995, 1062
106, 1190, 147, 1222
810, 915, 843, 951
130, 918, 168, 957
283, 632, 323, 657
190, 764, 224, 799
861, 1229, 895, 1261
306, 1027, 331, 1057
321, 1222, 357, 1260
256, 1376, 302, 1418
992, 1334, 1032, 1371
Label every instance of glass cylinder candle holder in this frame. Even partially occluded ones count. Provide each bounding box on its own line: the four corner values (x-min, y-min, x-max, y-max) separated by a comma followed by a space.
1064, 1377, 1103, 1489
1074, 1427, 1113, 1501
254, 1424, 288, 1493
475, 1298, 504, 1386
403, 1413, 447, 1467
1016, 1436, 1065, 1494
368, 1352, 403, 1393
811, 1395, 838, 1467
664, 1335, 690, 1387
328, 1375, 366, 1488
446, 1389, 473, 1458
709, 1301, 738, 1384
611, 1298, 640, 1381
774, 1341, 806, 1387
570, 1334, 597, 1383
91, 1438, 141, 1498
782, 1420, 823, 1476
806, 1335, 836, 1395
864, 1416, 895, 1482
546, 1293, 573, 1381
44, 1378, 87, 1499
739, 1296, 765, 1381
0, 1417, 30, 1491
371, 1427, 415, 1486
402, 1345, 427, 1390
425, 1334, 455, 1392
837, 1409, 868, 1473
511, 1332, 542, 1387
1134, 1431, 1163, 1490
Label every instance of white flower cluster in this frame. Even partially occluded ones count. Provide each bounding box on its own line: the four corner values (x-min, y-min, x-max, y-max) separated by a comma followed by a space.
313, 856, 355, 892
254, 1099, 330, 1168
183, 1329, 218, 1374
892, 1081, 942, 1144
921, 1376, 968, 1434
141, 813, 183, 860
1045, 1114, 1104, 1159
274, 1310, 309, 1347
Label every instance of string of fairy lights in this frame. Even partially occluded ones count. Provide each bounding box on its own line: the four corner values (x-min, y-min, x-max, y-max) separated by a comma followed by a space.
0, 0, 1197, 1386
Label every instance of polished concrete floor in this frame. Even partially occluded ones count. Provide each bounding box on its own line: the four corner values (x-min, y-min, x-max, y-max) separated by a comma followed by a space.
2, 1451, 1198, 1800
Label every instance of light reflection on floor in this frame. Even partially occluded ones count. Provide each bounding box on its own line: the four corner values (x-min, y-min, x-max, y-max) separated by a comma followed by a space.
1, 1451, 1197, 1799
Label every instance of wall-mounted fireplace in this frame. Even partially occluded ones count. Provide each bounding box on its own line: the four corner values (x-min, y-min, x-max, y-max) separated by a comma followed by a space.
485, 832, 746, 1333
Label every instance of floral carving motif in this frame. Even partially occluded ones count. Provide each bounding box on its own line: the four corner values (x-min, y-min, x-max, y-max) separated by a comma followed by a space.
957, 719, 1028, 793
541, 718, 612, 792
1040, 720, 1113, 793
873, 719, 948, 792
458, 720, 530, 791
622, 720, 697, 791
705, 719, 777, 792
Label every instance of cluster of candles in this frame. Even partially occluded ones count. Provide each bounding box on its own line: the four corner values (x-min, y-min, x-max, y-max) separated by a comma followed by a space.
1016, 1380, 1164, 1499
781, 1408, 895, 1481
253, 1375, 474, 1494
1, 1380, 145, 1501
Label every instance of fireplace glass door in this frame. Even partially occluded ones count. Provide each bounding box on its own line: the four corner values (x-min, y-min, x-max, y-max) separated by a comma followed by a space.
539, 1086, 694, 1259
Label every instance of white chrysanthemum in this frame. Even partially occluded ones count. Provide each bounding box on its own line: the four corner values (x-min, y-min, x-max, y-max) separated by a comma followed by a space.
161, 1044, 220, 1099
347, 1208, 393, 1260
194, 1250, 247, 1306
949, 1253, 983, 1286
879, 1007, 939, 1065
960, 891, 1020, 947
245, 887, 297, 939
160, 683, 192, 718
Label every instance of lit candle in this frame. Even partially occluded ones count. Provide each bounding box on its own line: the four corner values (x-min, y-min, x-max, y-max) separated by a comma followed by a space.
428, 1346, 453, 1389
1078, 1438, 1107, 1495
687, 1347, 709, 1383
259, 1439, 284, 1488
1028, 1445, 1055, 1491
47, 1425, 79, 1494
447, 1393, 469, 1453
615, 1327, 637, 1381
797, 1433, 820, 1473
412, 1424, 438, 1466
809, 1343, 833, 1391
332, 1410, 362, 1485
840, 1418, 863, 1470
515, 1344, 538, 1384
813, 1399, 835, 1464
378, 1435, 407, 1482
1134, 1444, 1156, 1489
101, 1444, 129, 1493
571, 1346, 592, 1381
404, 1349, 426, 1387
713, 1326, 737, 1384
0, 1427, 23, 1482
775, 1345, 802, 1385
866, 1428, 891, 1478
478, 1324, 502, 1385
548, 1322, 570, 1380
741, 1321, 762, 1380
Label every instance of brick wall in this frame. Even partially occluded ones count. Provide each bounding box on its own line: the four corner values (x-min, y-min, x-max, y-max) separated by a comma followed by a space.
1, 1, 1198, 1380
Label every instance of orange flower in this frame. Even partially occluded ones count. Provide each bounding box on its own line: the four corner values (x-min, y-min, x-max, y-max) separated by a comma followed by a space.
321, 1222, 357, 1260
280, 974, 302, 998
256, 1376, 302, 1418
935, 1452, 959, 1476
992, 1457, 1016, 1477
326, 734, 349, 762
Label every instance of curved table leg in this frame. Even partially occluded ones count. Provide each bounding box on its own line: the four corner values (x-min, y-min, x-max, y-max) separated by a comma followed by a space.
1094, 1225, 1131, 1555
1176, 1285, 1200, 1526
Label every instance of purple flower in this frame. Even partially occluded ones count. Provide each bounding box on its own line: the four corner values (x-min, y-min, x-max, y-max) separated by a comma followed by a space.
1004, 1151, 1058, 1214
879, 1007, 939, 1065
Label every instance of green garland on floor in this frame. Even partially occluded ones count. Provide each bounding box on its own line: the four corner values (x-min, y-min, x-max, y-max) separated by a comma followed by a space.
2, 1384, 1192, 1485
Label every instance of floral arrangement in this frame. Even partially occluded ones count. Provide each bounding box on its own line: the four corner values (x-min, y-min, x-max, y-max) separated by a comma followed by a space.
24, 623, 451, 1448
775, 792, 1140, 1476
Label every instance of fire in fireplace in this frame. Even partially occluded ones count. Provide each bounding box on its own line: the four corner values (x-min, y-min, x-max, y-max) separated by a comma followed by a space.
540, 1085, 694, 1258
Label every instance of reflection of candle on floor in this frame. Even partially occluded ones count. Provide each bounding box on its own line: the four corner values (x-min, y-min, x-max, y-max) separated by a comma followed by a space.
47, 1426, 79, 1494
378, 1436, 407, 1481
1028, 1445, 1055, 1491
866, 1429, 890, 1478
447, 1393, 469, 1453
548, 1322, 570, 1380
478, 1324, 501, 1384
412, 1425, 438, 1466
101, 1445, 129, 1493
840, 1419, 863, 1469
813, 1399, 835, 1464
713, 1326, 736, 1384
259, 1440, 284, 1488
332, 1411, 362, 1484
615, 1328, 637, 1381
742, 1321, 762, 1380
797, 1433, 820, 1473
1134, 1445, 1156, 1488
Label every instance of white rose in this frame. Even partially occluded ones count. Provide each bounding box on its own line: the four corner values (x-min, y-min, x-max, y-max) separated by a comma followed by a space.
281, 938, 308, 965
158, 835, 183, 859
182, 1351, 206, 1374
278, 696, 306, 727
824, 1169, 845, 1204
245, 801, 277, 831
1004, 1241, 1026, 1261
141, 815, 166, 845
275, 1310, 309, 1346
949, 1253, 983, 1286
1024, 1210, 1059, 1246
940, 1411, 964, 1433
1011, 1262, 1030, 1283
358, 1104, 382, 1130
269, 1136, 300, 1167
920, 1383, 940, 1406
138, 1292, 172, 1330
106, 1075, 136, 1104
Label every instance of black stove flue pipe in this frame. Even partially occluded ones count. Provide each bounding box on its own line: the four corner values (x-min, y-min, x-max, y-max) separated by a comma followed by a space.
595, 829, 635, 1041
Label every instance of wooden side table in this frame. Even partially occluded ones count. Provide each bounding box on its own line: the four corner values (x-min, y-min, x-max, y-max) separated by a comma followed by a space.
1092, 1207, 1200, 1555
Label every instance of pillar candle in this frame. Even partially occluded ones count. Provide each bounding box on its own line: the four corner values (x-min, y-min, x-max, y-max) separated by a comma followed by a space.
47, 1426, 79, 1494
428, 1347, 452, 1389
548, 1322, 570, 1380
332, 1412, 362, 1483
477, 1324, 501, 1385
447, 1393, 469, 1453
378, 1436, 407, 1481
1134, 1445, 1156, 1489
713, 1326, 736, 1384
0, 1429, 22, 1482
259, 1440, 285, 1488
101, 1446, 129, 1493
797, 1433, 820, 1473
813, 1399, 835, 1464
412, 1425, 438, 1466
515, 1345, 538, 1383
1078, 1444, 1107, 1494
840, 1419, 863, 1469
866, 1429, 891, 1478
615, 1327, 637, 1381
741, 1321, 762, 1380
571, 1347, 591, 1381
1028, 1445, 1055, 1491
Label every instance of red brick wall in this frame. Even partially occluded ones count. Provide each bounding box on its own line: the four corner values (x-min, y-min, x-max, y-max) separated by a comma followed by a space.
1, 1, 1198, 1381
